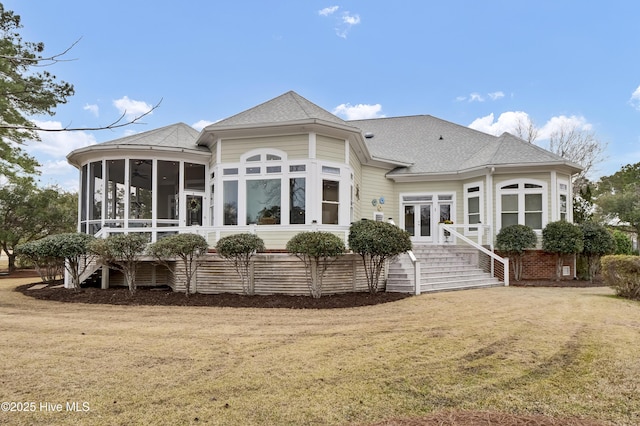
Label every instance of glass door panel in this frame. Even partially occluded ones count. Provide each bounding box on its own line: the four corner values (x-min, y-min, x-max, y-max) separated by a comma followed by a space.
420, 204, 431, 237
186, 195, 203, 226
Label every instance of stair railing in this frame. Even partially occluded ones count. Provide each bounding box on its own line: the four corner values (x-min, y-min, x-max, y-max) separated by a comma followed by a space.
440, 224, 509, 287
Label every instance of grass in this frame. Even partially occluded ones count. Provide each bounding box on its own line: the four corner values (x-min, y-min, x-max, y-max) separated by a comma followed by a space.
0, 275, 639, 425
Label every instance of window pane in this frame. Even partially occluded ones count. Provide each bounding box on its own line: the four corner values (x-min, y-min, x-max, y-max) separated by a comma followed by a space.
106, 160, 125, 221
525, 212, 543, 229
404, 206, 415, 236
322, 166, 340, 175
223, 181, 238, 225
246, 154, 260, 162
323, 180, 339, 202
403, 195, 432, 202
186, 195, 203, 226
524, 183, 542, 189
502, 213, 518, 227
89, 161, 103, 222
223, 168, 238, 175
246, 167, 260, 174
290, 165, 306, 172
266, 166, 281, 173
130, 159, 153, 220
525, 193, 542, 211
322, 203, 339, 224
266, 154, 281, 161
502, 194, 518, 212
468, 197, 480, 214
469, 213, 481, 225
247, 179, 281, 225
81, 164, 88, 222
420, 205, 431, 237
184, 163, 205, 191
290, 178, 305, 224
467, 186, 480, 193
502, 183, 519, 189
157, 161, 179, 221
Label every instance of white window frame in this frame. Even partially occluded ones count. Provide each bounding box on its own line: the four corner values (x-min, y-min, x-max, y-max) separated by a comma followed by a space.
463, 181, 484, 235
496, 178, 548, 233
558, 179, 569, 222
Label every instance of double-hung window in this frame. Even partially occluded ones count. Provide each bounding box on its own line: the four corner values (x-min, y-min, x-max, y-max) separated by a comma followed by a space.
497, 180, 547, 231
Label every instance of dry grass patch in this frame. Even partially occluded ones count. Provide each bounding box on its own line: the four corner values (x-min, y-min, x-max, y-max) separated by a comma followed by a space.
0, 277, 639, 425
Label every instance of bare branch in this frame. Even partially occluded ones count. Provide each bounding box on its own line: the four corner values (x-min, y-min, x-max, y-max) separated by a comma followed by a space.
0, 38, 81, 66
0, 99, 162, 132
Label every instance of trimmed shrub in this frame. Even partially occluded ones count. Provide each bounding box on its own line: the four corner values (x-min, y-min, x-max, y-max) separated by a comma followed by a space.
580, 222, 616, 282
601, 255, 640, 300
542, 221, 584, 280
148, 233, 209, 296
215, 233, 265, 295
348, 220, 412, 294
286, 231, 345, 298
495, 224, 537, 281
90, 233, 148, 293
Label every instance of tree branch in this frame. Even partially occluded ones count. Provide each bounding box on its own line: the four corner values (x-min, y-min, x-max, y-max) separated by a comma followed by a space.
0, 98, 162, 132
0, 38, 81, 66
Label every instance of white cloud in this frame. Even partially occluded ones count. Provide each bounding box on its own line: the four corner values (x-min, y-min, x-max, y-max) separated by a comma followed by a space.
83, 103, 99, 117
468, 111, 531, 136
113, 96, 153, 120
538, 115, 592, 140
488, 91, 505, 101
469, 93, 484, 102
192, 120, 215, 131
333, 103, 384, 120
36, 160, 81, 191
342, 12, 360, 25
630, 85, 640, 110
26, 120, 97, 158
319, 6, 339, 16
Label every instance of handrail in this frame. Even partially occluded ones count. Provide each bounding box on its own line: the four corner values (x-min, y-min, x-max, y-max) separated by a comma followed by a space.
441, 224, 509, 287
407, 250, 421, 295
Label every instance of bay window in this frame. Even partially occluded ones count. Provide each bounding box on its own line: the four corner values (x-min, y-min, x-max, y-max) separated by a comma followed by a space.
497, 180, 547, 231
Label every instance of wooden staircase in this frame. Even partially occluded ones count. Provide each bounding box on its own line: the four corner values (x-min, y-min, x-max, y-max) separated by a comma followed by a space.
386, 244, 504, 293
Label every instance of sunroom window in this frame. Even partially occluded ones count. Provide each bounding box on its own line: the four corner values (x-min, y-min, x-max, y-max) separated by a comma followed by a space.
322, 180, 339, 224
464, 182, 483, 233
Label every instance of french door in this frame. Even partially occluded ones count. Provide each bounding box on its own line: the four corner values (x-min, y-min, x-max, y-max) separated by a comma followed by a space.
404, 203, 433, 241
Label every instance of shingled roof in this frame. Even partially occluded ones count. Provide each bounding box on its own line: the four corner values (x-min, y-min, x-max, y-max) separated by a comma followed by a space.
349, 114, 582, 176
208, 91, 350, 128
98, 122, 203, 150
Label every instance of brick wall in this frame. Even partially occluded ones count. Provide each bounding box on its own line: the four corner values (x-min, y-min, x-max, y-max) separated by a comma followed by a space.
496, 249, 575, 281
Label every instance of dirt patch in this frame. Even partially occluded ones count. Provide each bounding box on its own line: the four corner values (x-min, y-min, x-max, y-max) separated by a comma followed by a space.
371, 410, 606, 425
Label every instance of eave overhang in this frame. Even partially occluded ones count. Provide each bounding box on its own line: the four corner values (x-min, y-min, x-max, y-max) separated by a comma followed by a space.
66, 144, 210, 169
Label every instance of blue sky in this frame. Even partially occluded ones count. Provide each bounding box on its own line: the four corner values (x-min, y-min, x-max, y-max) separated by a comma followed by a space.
5, 1, 640, 191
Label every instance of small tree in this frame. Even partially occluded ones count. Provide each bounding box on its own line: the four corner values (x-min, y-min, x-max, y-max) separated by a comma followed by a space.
542, 221, 584, 281
348, 220, 412, 294
148, 233, 209, 296
90, 233, 148, 293
215, 234, 265, 295
16, 238, 64, 284
286, 232, 345, 298
580, 222, 616, 282
495, 224, 537, 281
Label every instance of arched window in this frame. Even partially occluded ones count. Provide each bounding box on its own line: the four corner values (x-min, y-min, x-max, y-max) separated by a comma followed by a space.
496, 179, 548, 231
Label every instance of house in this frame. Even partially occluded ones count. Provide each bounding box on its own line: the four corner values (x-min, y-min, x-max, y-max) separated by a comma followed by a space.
67, 91, 582, 293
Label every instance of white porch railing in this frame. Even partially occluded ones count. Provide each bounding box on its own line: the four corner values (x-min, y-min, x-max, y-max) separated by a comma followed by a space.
439, 223, 509, 287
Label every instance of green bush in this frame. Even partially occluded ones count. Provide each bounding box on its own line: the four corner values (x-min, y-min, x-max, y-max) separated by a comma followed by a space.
90, 233, 148, 293
580, 222, 616, 281
601, 255, 640, 300
16, 237, 64, 283
348, 220, 412, 294
495, 224, 537, 281
215, 233, 265, 295
542, 221, 584, 280
612, 230, 634, 255
148, 233, 209, 295
286, 231, 345, 298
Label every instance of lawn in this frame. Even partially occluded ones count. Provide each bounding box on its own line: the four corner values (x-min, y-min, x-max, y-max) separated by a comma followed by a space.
0, 274, 638, 425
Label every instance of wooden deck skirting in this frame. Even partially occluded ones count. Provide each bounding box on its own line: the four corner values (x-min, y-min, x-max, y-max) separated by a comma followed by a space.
109, 253, 373, 296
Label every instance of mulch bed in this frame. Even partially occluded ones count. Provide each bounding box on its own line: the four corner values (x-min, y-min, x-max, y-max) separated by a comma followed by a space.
7, 268, 607, 309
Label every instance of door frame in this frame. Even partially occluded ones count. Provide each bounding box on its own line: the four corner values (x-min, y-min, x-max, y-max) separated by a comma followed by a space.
400, 192, 456, 244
